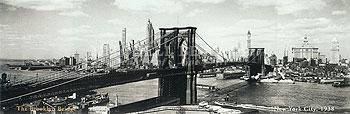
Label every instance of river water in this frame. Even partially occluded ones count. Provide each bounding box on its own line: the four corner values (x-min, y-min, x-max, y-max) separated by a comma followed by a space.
229, 82, 350, 113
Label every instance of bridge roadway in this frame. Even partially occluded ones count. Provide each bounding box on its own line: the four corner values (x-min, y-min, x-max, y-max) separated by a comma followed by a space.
0, 61, 247, 107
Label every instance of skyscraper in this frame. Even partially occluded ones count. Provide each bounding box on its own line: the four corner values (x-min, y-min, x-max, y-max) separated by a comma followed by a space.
122, 28, 126, 50
74, 51, 79, 64
330, 37, 340, 64
122, 28, 128, 61
247, 30, 251, 49
103, 44, 110, 66
147, 19, 155, 64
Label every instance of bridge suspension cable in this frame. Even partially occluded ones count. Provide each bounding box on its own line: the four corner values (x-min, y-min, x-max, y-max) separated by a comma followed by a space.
195, 33, 227, 61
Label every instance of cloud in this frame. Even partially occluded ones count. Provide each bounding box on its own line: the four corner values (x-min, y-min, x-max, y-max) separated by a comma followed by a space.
269, 18, 346, 41
89, 32, 118, 39
7, 6, 17, 11
315, 24, 345, 34
345, 24, 350, 31
58, 25, 92, 35
206, 19, 275, 40
236, 0, 326, 15
113, 0, 228, 13
0, 24, 18, 40
108, 19, 124, 25
286, 18, 331, 29
186, 9, 202, 17
114, 0, 183, 13
1, 0, 86, 11
183, 0, 226, 4
332, 10, 347, 15
0, 24, 9, 27
58, 10, 89, 17
235, 19, 275, 29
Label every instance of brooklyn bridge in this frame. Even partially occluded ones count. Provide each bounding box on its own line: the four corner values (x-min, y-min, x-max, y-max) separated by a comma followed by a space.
0, 26, 269, 113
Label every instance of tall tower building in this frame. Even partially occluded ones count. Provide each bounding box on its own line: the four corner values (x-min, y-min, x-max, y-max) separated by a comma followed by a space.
103, 44, 110, 66
247, 30, 251, 49
302, 36, 309, 47
122, 28, 128, 61
330, 37, 340, 64
122, 28, 127, 50
74, 51, 79, 64
147, 19, 155, 63
86, 52, 92, 61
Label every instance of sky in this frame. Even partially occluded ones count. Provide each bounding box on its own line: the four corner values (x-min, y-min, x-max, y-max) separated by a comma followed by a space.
0, 0, 349, 60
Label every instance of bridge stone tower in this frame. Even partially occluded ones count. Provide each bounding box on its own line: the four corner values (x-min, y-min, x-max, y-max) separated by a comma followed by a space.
158, 27, 197, 104
248, 48, 265, 76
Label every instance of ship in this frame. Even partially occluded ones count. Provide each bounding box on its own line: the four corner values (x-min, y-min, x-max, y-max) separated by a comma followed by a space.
216, 68, 245, 80
198, 69, 217, 78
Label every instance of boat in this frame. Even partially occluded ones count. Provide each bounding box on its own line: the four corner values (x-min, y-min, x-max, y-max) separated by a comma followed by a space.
88, 106, 110, 114
214, 101, 237, 108
259, 78, 295, 84
308, 79, 319, 83
44, 96, 67, 106
198, 72, 216, 78
244, 73, 261, 83
332, 81, 350, 87
320, 79, 344, 84
81, 93, 109, 107
278, 79, 295, 84
199, 69, 217, 78
259, 78, 278, 83
216, 68, 245, 80
216, 72, 245, 80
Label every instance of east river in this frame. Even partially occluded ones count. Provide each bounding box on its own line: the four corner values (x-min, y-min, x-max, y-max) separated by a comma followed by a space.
229, 82, 350, 113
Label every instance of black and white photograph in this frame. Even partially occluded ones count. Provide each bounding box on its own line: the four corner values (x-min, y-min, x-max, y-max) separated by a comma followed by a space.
0, 0, 350, 113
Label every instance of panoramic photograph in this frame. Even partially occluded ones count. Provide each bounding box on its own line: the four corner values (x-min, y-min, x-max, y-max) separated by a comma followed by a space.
0, 0, 350, 113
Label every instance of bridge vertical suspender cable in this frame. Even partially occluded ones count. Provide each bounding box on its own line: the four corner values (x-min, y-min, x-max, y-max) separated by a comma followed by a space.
195, 33, 226, 61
